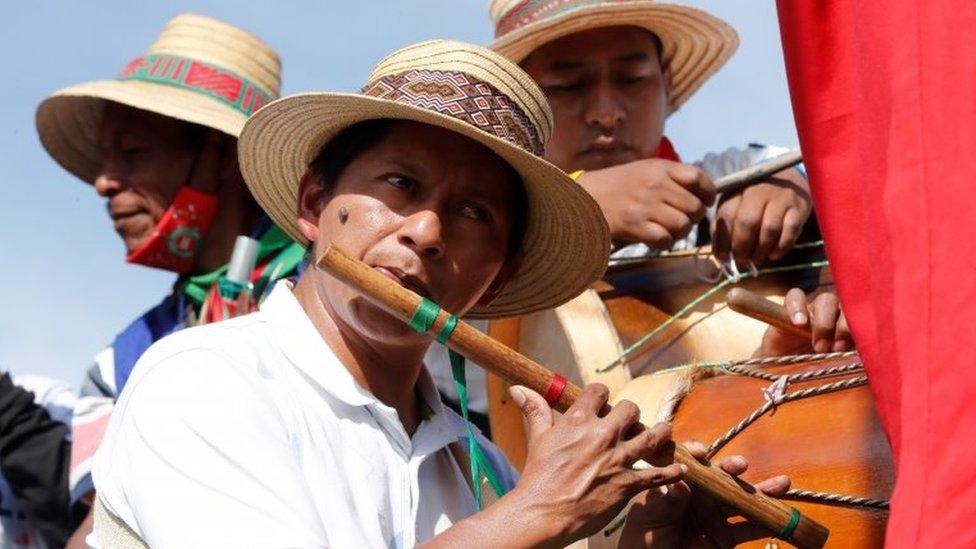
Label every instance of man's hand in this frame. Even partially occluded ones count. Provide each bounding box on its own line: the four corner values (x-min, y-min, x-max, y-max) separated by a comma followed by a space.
758, 288, 853, 356
619, 441, 791, 549
504, 384, 687, 547
577, 159, 716, 251
712, 168, 811, 265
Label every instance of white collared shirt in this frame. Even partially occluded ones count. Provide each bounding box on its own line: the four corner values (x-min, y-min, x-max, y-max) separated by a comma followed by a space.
92, 282, 517, 548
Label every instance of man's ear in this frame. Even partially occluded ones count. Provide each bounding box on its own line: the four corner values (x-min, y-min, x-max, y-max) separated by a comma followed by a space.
662, 62, 674, 104
296, 169, 326, 244
476, 253, 523, 308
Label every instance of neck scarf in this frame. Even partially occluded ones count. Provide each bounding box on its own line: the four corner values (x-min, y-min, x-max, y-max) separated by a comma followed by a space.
111, 219, 306, 394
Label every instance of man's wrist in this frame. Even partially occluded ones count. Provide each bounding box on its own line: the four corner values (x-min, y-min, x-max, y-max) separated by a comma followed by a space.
475, 486, 571, 548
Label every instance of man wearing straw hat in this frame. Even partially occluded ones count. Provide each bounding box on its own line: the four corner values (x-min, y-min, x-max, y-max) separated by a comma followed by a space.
91, 40, 788, 547
33, 13, 303, 543
488, 0, 812, 266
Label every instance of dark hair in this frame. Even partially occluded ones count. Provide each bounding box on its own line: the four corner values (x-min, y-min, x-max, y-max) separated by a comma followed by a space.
307, 119, 528, 259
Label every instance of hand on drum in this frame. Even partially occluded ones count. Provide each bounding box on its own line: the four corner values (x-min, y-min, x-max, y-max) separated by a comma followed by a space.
758, 288, 854, 356
577, 159, 716, 251
711, 168, 811, 266
505, 383, 687, 547
618, 441, 791, 549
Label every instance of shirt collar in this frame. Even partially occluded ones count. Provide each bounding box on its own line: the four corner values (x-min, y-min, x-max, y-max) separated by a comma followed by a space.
259, 281, 468, 443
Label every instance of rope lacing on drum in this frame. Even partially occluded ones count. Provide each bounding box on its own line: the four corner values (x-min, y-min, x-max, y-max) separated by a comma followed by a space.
706, 353, 889, 511
597, 241, 829, 375
605, 353, 887, 540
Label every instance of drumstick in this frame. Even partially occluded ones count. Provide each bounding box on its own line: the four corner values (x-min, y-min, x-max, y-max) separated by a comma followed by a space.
714, 149, 803, 195
727, 287, 813, 340
317, 245, 829, 549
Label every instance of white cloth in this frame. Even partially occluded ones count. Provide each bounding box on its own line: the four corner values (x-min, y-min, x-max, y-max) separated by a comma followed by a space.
92, 282, 517, 549
0, 375, 77, 549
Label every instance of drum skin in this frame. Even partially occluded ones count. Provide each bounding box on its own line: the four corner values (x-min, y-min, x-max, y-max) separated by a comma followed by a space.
615, 359, 895, 548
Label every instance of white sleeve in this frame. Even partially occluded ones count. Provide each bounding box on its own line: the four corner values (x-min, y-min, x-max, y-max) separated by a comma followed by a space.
92, 347, 327, 548
695, 144, 795, 181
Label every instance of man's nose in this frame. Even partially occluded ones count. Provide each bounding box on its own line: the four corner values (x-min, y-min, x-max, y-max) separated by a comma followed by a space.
93, 155, 125, 197
397, 209, 445, 259
584, 81, 625, 132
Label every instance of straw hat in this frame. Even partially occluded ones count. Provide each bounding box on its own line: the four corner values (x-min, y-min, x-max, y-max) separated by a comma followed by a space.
36, 13, 281, 184
489, 0, 738, 112
238, 40, 611, 318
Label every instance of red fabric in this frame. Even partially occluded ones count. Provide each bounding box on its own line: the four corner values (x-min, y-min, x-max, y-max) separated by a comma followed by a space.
776, 3, 976, 546
653, 136, 682, 163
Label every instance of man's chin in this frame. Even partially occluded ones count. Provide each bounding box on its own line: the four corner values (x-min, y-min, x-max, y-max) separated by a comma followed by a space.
577, 150, 638, 170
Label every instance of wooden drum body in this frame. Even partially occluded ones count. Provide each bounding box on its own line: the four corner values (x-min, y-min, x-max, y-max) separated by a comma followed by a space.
616, 357, 894, 548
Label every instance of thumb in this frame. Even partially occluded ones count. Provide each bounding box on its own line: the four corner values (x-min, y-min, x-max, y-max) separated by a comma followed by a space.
508, 385, 553, 444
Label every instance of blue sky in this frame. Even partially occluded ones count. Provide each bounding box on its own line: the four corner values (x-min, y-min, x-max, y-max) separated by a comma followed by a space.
0, 1, 797, 385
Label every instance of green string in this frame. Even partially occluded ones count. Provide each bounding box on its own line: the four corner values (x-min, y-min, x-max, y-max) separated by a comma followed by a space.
408, 298, 506, 508
778, 507, 801, 541
599, 259, 830, 374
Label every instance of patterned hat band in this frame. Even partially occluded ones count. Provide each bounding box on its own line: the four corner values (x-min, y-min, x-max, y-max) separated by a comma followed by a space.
360, 69, 544, 157
119, 53, 274, 117
495, 0, 631, 38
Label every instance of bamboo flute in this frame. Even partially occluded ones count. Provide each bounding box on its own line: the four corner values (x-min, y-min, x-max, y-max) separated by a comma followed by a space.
317, 245, 829, 548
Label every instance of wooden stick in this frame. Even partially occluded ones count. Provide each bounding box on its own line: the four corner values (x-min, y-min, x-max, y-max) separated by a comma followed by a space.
714, 149, 803, 194
316, 245, 829, 549
727, 287, 813, 340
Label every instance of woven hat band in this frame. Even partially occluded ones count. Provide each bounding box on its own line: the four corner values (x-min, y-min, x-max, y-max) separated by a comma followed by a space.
119, 53, 274, 117
360, 69, 544, 156
495, 0, 632, 38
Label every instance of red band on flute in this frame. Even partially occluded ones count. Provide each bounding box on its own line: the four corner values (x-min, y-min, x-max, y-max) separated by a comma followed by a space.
543, 373, 568, 405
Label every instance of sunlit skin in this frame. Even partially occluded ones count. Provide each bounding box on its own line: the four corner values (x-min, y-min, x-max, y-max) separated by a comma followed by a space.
522, 26, 812, 264
93, 102, 259, 272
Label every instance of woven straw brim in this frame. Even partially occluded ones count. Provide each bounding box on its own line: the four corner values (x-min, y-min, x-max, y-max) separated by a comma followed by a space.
491, 3, 738, 112
35, 79, 248, 184
238, 93, 611, 318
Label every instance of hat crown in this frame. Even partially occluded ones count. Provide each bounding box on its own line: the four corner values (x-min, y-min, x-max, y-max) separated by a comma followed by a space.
134, 13, 281, 102
490, 0, 632, 38
363, 40, 552, 156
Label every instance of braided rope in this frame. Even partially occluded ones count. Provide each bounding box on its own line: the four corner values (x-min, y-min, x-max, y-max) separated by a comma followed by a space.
714, 351, 859, 368
783, 489, 889, 509
707, 375, 868, 457
725, 361, 864, 382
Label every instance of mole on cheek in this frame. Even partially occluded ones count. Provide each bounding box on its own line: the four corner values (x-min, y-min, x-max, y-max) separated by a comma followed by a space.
338, 206, 349, 224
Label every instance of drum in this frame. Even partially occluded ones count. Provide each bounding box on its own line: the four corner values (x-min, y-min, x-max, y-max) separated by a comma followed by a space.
603, 353, 894, 548
486, 245, 892, 547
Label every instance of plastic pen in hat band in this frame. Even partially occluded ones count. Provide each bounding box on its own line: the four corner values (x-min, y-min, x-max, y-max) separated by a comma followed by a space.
219, 236, 259, 299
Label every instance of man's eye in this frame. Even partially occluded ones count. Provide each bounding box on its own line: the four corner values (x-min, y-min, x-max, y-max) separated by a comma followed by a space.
545, 81, 583, 93
385, 175, 413, 190
459, 203, 489, 221
121, 147, 148, 159
620, 74, 649, 85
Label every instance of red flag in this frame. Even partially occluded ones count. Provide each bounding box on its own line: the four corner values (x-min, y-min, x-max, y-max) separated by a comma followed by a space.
777, 2, 976, 546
